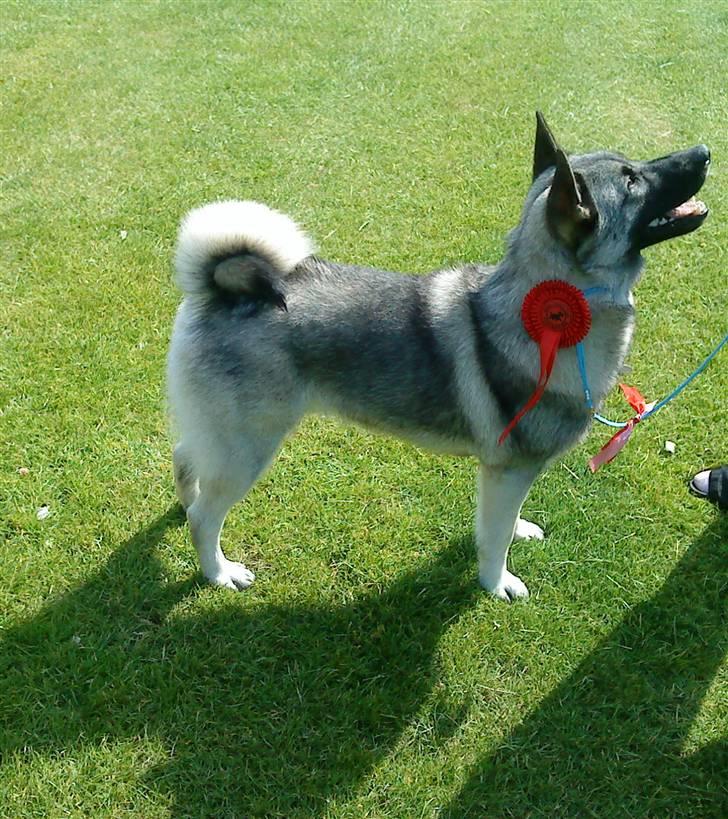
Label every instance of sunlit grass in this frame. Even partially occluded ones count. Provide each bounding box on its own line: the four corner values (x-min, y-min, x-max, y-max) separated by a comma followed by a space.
1, 1, 726, 815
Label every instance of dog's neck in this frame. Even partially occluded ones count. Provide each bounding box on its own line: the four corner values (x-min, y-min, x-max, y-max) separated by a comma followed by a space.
497, 227, 644, 310
582, 280, 634, 310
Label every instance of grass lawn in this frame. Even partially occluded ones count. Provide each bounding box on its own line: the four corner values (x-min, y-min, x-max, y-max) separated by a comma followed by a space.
1, 0, 727, 816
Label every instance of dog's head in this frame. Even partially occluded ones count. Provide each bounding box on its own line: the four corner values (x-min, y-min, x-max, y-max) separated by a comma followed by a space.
528, 112, 710, 277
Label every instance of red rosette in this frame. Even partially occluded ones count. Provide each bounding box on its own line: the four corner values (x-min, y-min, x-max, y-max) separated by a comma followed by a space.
521, 279, 591, 348
498, 279, 592, 445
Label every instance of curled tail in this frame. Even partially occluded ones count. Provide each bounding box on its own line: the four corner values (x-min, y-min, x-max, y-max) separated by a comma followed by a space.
174, 200, 315, 310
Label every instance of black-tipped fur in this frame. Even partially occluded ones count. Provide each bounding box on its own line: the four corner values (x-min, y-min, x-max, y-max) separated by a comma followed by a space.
212, 253, 288, 310
167, 113, 710, 603
533, 111, 560, 181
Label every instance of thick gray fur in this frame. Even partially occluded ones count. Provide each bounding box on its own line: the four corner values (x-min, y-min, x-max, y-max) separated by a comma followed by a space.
168, 114, 709, 601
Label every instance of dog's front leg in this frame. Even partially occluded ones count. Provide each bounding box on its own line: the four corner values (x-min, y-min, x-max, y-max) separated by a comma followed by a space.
476, 464, 541, 602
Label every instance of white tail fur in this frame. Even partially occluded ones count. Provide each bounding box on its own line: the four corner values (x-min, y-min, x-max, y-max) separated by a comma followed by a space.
174, 200, 315, 297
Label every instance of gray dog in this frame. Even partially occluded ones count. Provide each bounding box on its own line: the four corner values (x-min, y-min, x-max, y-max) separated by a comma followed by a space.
168, 113, 709, 601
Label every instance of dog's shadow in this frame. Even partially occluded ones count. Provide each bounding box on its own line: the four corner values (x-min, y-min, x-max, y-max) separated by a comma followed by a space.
0, 504, 478, 815
443, 513, 728, 817
3, 509, 726, 815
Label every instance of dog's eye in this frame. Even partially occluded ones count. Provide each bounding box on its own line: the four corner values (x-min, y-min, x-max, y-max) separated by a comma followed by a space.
623, 168, 639, 191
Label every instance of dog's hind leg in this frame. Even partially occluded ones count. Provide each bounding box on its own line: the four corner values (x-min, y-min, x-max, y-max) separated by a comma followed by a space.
185, 429, 291, 591
173, 442, 200, 511
476, 464, 542, 602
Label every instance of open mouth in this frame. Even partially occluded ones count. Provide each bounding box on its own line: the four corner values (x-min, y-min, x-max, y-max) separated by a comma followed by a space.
647, 196, 708, 229
640, 195, 709, 247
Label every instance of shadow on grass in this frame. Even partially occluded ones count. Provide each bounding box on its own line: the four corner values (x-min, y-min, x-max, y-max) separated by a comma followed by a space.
4, 508, 725, 815
0, 504, 478, 815
444, 514, 728, 818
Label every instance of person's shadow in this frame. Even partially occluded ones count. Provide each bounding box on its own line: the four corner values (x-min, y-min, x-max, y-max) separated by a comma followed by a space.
444, 514, 728, 817
3, 508, 725, 816
0, 504, 478, 816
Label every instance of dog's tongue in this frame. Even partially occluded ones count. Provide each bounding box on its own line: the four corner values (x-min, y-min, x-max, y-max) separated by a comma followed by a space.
668, 197, 706, 218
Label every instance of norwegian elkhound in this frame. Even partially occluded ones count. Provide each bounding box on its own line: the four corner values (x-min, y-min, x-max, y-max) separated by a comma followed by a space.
168, 113, 709, 601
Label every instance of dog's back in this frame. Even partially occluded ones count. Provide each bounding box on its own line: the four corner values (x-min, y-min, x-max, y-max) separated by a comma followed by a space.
167, 113, 709, 600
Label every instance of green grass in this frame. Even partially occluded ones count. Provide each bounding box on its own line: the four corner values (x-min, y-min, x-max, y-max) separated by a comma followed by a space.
1, 0, 727, 815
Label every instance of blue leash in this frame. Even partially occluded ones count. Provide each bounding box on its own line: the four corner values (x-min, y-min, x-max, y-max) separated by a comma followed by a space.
637, 331, 728, 419
578, 287, 728, 427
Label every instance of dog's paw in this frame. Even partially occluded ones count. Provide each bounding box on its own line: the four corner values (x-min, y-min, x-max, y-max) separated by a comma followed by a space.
207, 560, 256, 591
514, 518, 544, 541
480, 570, 530, 602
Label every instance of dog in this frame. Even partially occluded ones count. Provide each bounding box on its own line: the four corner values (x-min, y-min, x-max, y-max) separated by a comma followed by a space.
167, 113, 709, 601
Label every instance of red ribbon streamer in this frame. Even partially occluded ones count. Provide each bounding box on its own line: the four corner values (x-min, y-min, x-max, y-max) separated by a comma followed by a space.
588, 418, 639, 472
498, 326, 561, 444
588, 384, 650, 472
619, 383, 648, 416
499, 280, 591, 445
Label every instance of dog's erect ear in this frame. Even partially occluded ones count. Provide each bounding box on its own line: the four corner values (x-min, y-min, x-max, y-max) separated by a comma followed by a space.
546, 149, 598, 248
533, 111, 561, 181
